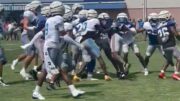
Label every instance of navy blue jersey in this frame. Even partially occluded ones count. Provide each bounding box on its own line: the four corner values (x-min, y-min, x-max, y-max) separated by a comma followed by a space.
108, 21, 133, 38
147, 22, 159, 45
158, 19, 176, 48
35, 14, 46, 34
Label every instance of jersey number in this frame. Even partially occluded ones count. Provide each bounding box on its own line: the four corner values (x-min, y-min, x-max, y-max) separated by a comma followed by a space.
76, 22, 87, 35
158, 27, 169, 37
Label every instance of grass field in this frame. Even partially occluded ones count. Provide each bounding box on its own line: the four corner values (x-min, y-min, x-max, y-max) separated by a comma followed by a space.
0, 40, 180, 101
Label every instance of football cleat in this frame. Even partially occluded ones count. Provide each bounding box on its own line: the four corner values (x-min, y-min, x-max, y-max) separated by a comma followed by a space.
172, 73, 180, 80
118, 72, 126, 80
0, 79, 9, 87
72, 75, 81, 82
144, 68, 149, 76
32, 91, 45, 100
104, 75, 112, 81
20, 71, 32, 80
71, 89, 85, 98
158, 72, 166, 79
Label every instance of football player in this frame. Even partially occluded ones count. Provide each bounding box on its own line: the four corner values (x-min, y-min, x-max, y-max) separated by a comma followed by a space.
97, 12, 121, 76
0, 4, 8, 86
157, 10, 180, 80
32, 1, 85, 100
137, 13, 165, 74
11, 1, 40, 80
116, 13, 148, 76
74, 9, 112, 80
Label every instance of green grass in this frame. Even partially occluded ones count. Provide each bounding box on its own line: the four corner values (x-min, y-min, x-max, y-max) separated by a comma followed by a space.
1, 40, 180, 101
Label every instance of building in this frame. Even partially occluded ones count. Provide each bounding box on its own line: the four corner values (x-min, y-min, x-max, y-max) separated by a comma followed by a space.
126, 0, 180, 29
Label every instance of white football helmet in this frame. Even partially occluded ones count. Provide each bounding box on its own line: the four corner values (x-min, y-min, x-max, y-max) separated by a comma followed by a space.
29, 0, 42, 11
63, 5, 73, 21
116, 12, 128, 19
78, 9, 88, 18
98, 12, 110, 19
72, 3, 84, 14
159, 10, 171, 20
87, 9, 98, 19
41, 6, 51, 17
64, 22, 73, 32
0, 4, 4, 13
50, 1, 65, 16
148, 13, 158, 20
24, 3, 31, 11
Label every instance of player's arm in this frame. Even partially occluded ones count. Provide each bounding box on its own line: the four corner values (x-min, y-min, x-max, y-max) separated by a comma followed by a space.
60, 35, 82, 49
23, 17, 36, 31
170, 25, 180, 36
20, 30, 44, 49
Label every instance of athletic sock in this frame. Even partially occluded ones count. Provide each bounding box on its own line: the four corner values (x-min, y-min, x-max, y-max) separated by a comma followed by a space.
33, 66, 38, 71
34, 85, 40, 92
68, 85, 76, 92
20, 67, 26, 74
13, 59, 18, 65
160, 70, 165, 73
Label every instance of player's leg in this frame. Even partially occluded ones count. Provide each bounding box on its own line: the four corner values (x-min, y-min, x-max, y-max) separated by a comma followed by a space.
158, 46, 170, 79
133, 43, 148, 75
88, 39, 111, 81
110, 34, 126, 79
11, 54, 27, 70
0, 48, 8, 86
144, 45, 156, 67
32, 66, 47, 100
86, 59, 98, 80
20, 46, 36, 80
102, 38, 120, 73
172, 47, 180, 80
57, 50, 85, 97
122, 44, 129, 65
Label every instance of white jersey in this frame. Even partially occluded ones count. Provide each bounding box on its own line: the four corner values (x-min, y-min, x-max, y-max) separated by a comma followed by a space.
85, 18, 100, 32
73, 18, 100, 42
45, 15, 64, 48
143, 22, 153, 31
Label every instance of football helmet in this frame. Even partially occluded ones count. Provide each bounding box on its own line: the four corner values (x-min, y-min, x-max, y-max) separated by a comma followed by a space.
63, 5, 73, 21
50, 1, 65, 16
87, 9, 98, 19
41, 6, 51, 17
98, 12, 110, 19
116, 12, 128, 23
72, 3, 84, 14
29, 0, 42, 12
78, 9, 88, 18
159, 10, 171, 20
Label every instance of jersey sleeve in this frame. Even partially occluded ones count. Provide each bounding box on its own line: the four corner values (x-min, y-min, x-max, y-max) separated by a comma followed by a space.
143, 22, 152, 30
55, 16, 64, 32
